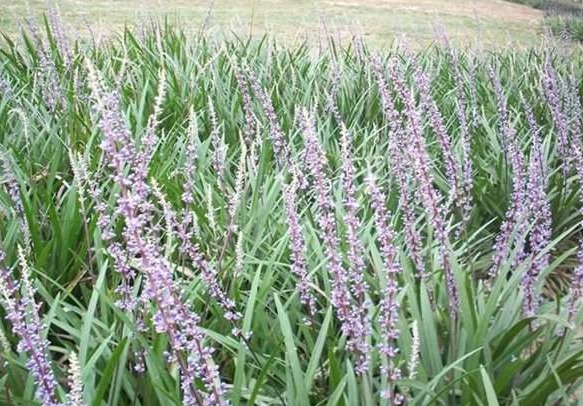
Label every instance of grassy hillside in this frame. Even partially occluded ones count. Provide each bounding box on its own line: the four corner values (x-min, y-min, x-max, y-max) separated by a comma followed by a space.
2, 0, 543, 46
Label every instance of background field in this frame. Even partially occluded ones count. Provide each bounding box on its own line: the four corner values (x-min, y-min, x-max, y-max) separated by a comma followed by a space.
2, 0, 543, 46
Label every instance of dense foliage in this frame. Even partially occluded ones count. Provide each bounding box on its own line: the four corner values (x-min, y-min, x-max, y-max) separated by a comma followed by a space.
506, 0, 583, 43
0, 12, 582, 406
548, 16, 583, 42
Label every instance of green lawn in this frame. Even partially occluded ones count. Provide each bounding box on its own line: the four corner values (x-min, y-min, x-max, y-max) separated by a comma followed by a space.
2, 0, 543, 46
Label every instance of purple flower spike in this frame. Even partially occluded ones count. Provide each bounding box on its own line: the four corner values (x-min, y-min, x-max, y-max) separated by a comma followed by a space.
365, 174, 403, 405
468, 56, 480, 129
521, 99, 552, 319
0, 249, 60, 406
541, 59, 570, 168
488, 70, 529, 285
0, 152, 32, 254
245, 65, 291, 168
208, 98, 227, 188
410, 51, 463, 214
336, 115, 372, 373
282, 174, 317, 319
568, 143, 583, 324
300, 108, 368, 372
232, 62, 256, 146
370, 55, 425, 278
450, 50, 473, 232
387, 58, 458, 317
86, 61, 227, 405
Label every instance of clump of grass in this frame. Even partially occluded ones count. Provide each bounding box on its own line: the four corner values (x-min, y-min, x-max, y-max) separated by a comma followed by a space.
547, 16, 583, 42
0, 11, 583, 406
507, 0, 583, 42
507, 0, 583, 16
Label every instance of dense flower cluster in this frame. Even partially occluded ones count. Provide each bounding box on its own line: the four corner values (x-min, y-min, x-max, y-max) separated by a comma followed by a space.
541, 59, 570, 166
387, 58, 458, 316
410, 52, 464, 213
86, 61, 228, 405
300, 108, 369, 371
246, 65, 291, 168
232, 63, 256, 146
4, 17, 583, 406
449, 49, 474, 230
282, 174, 317, 318
521, 100, 552, 318
487, 67, 529, 281
0, 249, 60, 406
371, 55, 425, 277
337, 117, 372, 373
365, 174, 403, 404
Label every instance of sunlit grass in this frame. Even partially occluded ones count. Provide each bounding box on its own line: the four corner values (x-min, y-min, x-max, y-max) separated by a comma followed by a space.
2, 0, 543, 47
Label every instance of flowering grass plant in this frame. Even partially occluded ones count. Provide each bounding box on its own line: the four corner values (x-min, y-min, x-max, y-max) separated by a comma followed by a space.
0, 12, 583, 405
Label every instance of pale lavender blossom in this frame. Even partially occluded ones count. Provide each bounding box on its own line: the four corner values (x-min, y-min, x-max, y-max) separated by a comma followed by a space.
182, 107, 199, 205
176, 211, 241, 322
282, 175, 317, 318
487, 65, 512, 154
566, 83, 582, 317
208, 98, 227, 188
0, 72, 11, 97
86, 64, 139, 308
338, 122, 368, 301
140, 248, 227, 406
568, 248, 583, 325
468, 57, 480, 128
370, 55, 425, 277
521, 99, 551, 318
488, 149, 528, 281
568, 75, 581, 143
232, 62, 256, 146
1, 152, 32, 254
411, 53, 463, 213
332, 110, 372, 373
352, 34, 365, 65
450, 50, 473, 231
199, 0, 215, 34
300, 108, 367, 368
488, 70, 529, 283
108, 242, 137, 311
365, 173, 403, 406
245, 65, 291, 168
541, 59, 570, 167
24, 15, 63, 112
0, 250, 60, 406
132, 69, 166, 208
46, 0, 71, 67
328, 58, 342, 107
432, 22, 451, 51
387, 59, 458, 316
567, 142, 583, 324
86, 61, 227, 405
